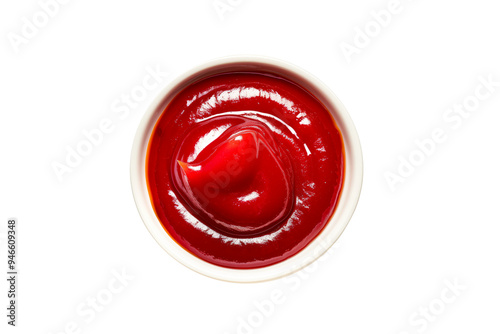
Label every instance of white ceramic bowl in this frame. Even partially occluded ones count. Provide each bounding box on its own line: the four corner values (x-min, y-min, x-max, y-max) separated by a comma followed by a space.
130, 56, 363, 283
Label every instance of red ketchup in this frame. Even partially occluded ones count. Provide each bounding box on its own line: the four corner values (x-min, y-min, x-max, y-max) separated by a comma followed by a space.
146, 72, 344, 269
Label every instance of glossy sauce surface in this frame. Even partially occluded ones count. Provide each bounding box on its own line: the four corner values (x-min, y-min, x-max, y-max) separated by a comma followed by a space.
147, 72, 344, 269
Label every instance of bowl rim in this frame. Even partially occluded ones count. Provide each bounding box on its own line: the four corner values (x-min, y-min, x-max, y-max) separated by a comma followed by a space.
130, 55, 363, 283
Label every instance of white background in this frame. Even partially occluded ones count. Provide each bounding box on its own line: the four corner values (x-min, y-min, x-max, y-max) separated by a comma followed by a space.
1, 0, 500, 333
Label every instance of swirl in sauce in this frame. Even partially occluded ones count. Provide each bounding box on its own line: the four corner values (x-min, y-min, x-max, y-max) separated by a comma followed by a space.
146, 72, 344, 269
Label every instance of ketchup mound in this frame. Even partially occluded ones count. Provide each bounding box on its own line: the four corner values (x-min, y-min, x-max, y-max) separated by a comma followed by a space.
146, 72, 344, 269
173, 116, 294, 237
